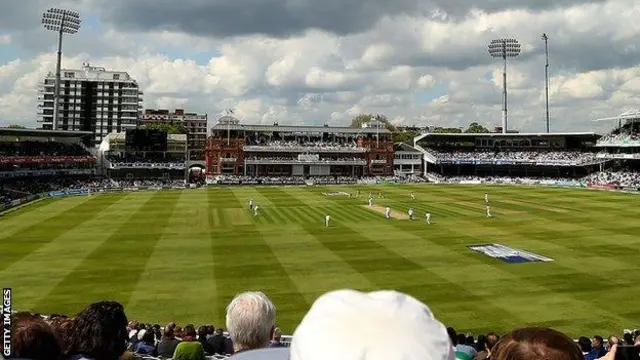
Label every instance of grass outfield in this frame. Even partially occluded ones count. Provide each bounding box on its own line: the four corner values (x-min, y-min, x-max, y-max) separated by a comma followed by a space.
2, 185, 640, 336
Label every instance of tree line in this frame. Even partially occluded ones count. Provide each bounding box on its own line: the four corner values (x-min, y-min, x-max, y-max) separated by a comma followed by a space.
349, 114, 490, 144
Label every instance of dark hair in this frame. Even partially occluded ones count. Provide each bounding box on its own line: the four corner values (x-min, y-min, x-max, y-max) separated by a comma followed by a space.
198, 326, 208, 342
163, 326, 175, 340
623, 333, 634, 345
593, 335, 604, 345
142, 329, 155, 345
491, 327, 582, 360
447, 327, 458, 346
11, 313, 62, 360
467, 335, 475, 346
578, 337, 592, 352
486, 332, 500, 352
184, 324, 197, 338
457, 333, 467, 346
476, 335, 487, 352
66, 300, 128, 360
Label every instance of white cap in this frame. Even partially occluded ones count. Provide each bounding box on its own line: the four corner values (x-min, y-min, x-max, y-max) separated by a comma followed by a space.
290, 289, 455, 360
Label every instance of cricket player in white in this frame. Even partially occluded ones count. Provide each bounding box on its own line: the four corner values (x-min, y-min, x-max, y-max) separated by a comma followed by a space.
385, 206, 391, 219
408, 208, 414, 220
249, 199, 254, 210
425, 212, 431, 224
410, 192, 415, 201
325, 214, 330, 227
368, 197, 373, 207
254, 205, 259, 217
485, 193, 489, 203
486, 205, 492, 218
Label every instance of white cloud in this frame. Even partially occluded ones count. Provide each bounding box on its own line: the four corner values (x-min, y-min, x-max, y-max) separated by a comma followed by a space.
1, 0, 640, 135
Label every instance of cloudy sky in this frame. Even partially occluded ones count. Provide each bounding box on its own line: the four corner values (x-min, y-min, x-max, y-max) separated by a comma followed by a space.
1, 0, 639, 133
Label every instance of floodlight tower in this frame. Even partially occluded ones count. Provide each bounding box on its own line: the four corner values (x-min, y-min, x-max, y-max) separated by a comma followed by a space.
42, 8, 81, 130
488, 38, 521, 134
542, 33, 550, 133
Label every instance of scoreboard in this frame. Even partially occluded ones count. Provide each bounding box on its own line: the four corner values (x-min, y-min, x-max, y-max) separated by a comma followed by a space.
125, 129, 168, 152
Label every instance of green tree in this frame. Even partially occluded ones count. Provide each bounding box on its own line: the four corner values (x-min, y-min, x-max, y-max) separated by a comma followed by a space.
143, 123, 186, 134
7, 124, 26, 129
464, 122, 489, 133
431, 127, 463, 133
349, 114, 396, 132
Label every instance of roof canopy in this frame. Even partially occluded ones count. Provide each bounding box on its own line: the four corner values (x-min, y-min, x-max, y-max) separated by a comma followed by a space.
211, 123, 391, 135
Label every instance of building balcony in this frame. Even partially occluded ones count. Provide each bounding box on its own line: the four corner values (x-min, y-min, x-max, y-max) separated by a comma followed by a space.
245, 159, 367, 165
221, 157, 237, 163
242, 145, 367, 153
371, 159, 387, 164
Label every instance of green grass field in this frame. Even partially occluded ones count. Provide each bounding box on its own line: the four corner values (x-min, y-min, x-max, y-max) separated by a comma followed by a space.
2, 185, 640, 337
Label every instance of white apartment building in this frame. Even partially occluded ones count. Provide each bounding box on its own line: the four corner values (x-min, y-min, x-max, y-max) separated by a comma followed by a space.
37, 63, 143, 145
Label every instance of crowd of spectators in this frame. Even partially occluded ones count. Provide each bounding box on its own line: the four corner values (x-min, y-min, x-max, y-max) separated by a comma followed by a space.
598, 123, 640, 144
428, 149, 598, 164
245, 156, 365, 163
0, 141, 90, 157
9, 290, 640, 360
106, 154, 185, 169
583, 170, 640, 188
244, 139, 359, 150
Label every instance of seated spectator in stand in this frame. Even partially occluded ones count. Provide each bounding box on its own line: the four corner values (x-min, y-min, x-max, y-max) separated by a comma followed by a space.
226, 291, 277, 353
289, 289, 455, 360
172, 324, 205, 360
133, 329, 157, 356
65, 301, 128, 360
624, 333, 635, 346
158, 326, 181, 358
269, 328, 285, 348
491, 327, 586, 360
206, 327, 227, 355
457, 333, 478, 358
475, 332, 499, 360
197, 325, 214, 354
10, 312, 63, 360
593, 336, 608, 358
579, 336, 600, 360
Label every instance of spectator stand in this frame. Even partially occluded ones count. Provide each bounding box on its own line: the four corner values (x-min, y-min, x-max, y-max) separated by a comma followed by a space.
98, 131, 188, 182
414, 132, 603, 179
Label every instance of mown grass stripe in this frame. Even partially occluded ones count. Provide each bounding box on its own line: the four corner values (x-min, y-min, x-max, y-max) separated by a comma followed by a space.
0, 194, 125, 272
36, 191, 180, 315
209, 191, 309, 333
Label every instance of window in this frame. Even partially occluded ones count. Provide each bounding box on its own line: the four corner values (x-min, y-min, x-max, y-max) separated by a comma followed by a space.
64, 72, 75, 78
113, 74, 120, 80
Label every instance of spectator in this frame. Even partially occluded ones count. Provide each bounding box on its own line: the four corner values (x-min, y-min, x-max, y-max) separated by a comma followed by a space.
65, 301, 128, 360
10, 312, 63, 360
490, 327, 582, 360
456, 333, 478, 358
579, 336, 600, 360
475, 335, 487, 353
226, 291, 277, 353
158, 326, 181, 358
269, 328, 286, 348
475, 333, 499, 360
206, 328, 228, 355
593, 336, 608, 358
197, 325, 214, 354
172, 324, 205, 360
289, 289, 455, 360
624, 333, 635, 346
133, 329, 157, 356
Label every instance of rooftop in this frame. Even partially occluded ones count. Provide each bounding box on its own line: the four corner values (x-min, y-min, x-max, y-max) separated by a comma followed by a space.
0, 127, 93, 138
211, 123, 391, 135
